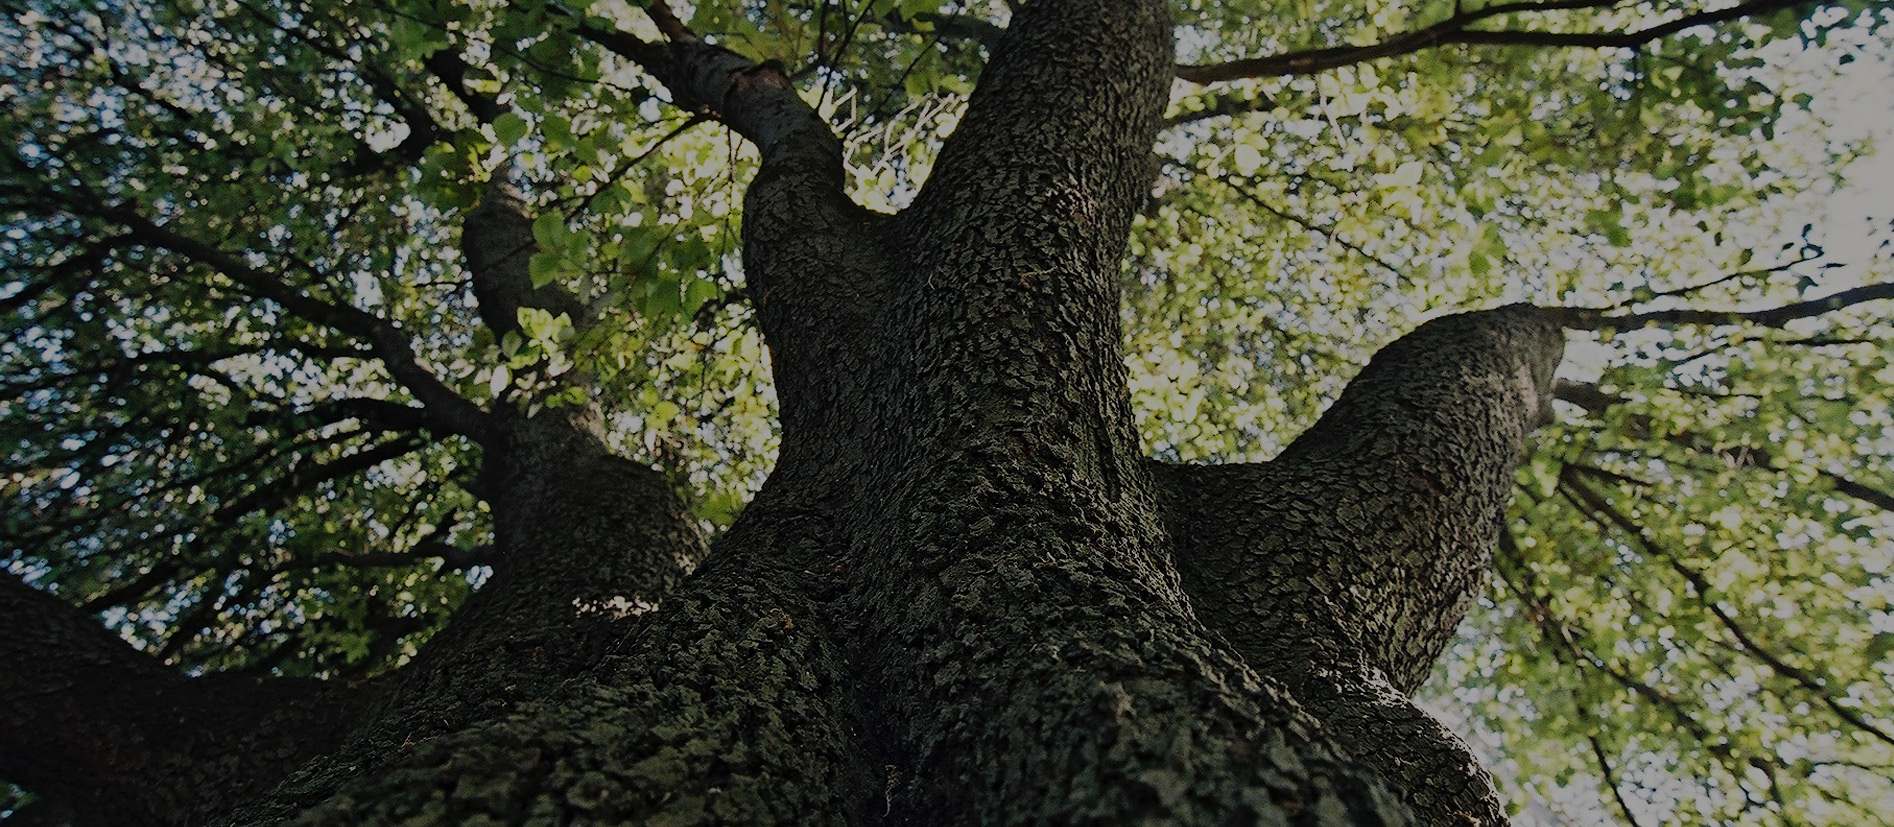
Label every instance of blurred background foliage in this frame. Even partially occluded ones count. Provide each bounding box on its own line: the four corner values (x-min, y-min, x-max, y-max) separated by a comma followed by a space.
2, 0, 1890, 823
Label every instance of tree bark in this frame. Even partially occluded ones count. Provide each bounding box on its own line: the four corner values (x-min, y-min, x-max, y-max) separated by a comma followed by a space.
0, 572, 363, 826
1158, 307, 1566, 824
5, 3, 1573, 824
230, 185, 714, 824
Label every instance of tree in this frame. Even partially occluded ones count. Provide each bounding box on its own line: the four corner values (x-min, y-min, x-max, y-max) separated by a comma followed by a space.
3, 0, 1891, 824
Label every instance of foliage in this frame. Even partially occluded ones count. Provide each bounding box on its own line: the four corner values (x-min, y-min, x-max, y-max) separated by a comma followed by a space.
2, 0, 1890, 823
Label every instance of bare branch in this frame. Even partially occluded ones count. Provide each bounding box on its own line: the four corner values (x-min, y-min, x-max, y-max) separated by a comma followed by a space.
91, 204, 495, 443
210, 436, 425, 522
1179, 0, 1811, 84
266, 541, 498, 576
1561, 472, 1894, 749
1187, 160, 1411, 283
1554, 379, 1894, 514
1587, 733, 1653, 827
1546, 282, 1894, 331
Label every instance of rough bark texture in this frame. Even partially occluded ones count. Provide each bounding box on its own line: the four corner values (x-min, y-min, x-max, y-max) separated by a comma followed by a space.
3, 2, 1572, 825
1158, 307, 1566, 825
0, 572, 363, 826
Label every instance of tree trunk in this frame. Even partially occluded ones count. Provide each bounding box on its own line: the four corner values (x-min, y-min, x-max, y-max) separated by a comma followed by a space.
4, 2, 1569, 824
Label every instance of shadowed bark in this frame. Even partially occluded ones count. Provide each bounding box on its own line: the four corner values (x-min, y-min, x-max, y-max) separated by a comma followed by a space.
0, 572, 364, 826
6, 3, 1578, 825
222, 179, 713, 824
1158, 306, 1566, 823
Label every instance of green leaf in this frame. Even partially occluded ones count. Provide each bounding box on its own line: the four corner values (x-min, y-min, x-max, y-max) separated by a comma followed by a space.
492, 112, 528, 146
532, 213, 573, 252
529, 251, 566, 289
681, 277, 719, 317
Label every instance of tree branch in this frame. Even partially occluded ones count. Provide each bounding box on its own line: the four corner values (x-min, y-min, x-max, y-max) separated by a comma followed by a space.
902, 0, 1174, 269
566, 8, 850, 200
1561, 472, 1894, 750
1588, 733, 1653, 827
1162, 305, 1564, 688
1189, 160, 1411, 283
1546, 282, 1894, 331
564, 7, 886, 422
226, 0, 446, 173
210, 435, 425, 522
1153, 306, 1565, 823
1178, 0, 1811, 84
422, 48, 506, 124
315, 541, 497, 572
303, 397, 441, 434
877, 10, 1007, 50
1554, 379, 1894, 513
92, 204, 495, 443
461, 180, 594, 339
0, 571, 364, 826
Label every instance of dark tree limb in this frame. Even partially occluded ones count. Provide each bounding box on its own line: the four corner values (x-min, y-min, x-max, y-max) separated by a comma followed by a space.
1178, 0, 1812, 84
246, 406, 713, 816
277, 557, 876, 827
566, 5, 890, 435
1589, 734, 1653, 827
569, 5, 850, 205
224, 0, 447, 173
90, 205, 495, 443
876, 10, 1007, 50
210, 435, 425, 522
460, 181, 594, 339
2, 340, 370, 395
303, 397, 441, 434
1547, 282, 1894, 331
421, 48, 506, 124
1498, 533, 1725, 749
1156, 305, 1566, 823
903, 0, 1174, 275
309, 541, 497, 573
1560, 472, 1894, 749
0, 571, 364, 827
1554, 379, 1894, 514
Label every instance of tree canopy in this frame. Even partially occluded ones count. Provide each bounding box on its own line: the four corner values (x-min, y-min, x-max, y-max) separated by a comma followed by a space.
3, 0, 1892, 824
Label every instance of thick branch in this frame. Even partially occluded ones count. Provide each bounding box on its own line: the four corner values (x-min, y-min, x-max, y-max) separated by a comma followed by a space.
1179, 0, 1810, 84
461, 181, 593, 338
569, 11, 849, 201
422, 49, 506, 124
255, 409, 713, 815
1155, 305, 1566, 823
304, 397, 440, 433
567, 10, 886, 437
0, 571, 362, 826
903, 0, 1174, 269
278, 559, 875, 827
